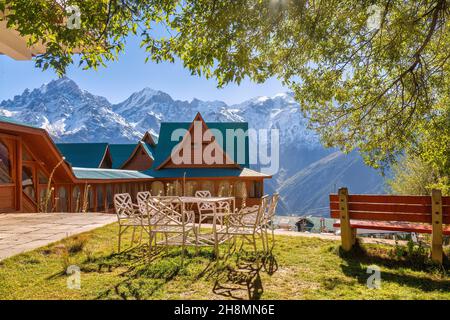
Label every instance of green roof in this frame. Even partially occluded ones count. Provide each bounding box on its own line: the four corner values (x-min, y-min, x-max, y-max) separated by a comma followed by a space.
143, 167, 268, 179
109, 144, 137, 169
56, 143, 109, 168
72, 167, 152, 180
152, 121, 249, 168
0, 115, 40, 129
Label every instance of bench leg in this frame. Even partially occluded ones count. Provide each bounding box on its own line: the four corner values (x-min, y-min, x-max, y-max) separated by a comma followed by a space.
339, 188, 354, 251
341, 227, 356, 251
431, 189, 443, 264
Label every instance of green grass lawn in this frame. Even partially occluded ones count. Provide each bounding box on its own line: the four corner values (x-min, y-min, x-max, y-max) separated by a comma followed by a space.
0, 223, 449, 300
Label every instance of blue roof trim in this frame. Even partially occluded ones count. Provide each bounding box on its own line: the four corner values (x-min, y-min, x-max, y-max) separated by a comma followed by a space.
143, 167, 268, 178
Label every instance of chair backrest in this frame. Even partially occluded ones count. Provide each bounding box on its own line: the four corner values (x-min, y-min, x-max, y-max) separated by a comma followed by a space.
240, 205, 261, 225
146, 196, 188, 225
240, 195, 269, 227
137, 191, 151, 215
266, 193, 279, 221
198, 200, 215, 215
114, 193, 137, 220
216, 201, 231, 214
195, 190, 212, 198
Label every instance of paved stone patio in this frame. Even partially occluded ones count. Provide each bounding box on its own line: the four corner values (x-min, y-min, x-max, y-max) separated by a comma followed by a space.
0, 213, 116, 260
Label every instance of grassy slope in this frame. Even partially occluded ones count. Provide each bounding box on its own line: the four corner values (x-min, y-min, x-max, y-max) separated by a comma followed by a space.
0, 223, 449, 300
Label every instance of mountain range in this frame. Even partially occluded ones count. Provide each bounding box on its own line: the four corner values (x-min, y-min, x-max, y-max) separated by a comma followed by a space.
0, 77, 386, 215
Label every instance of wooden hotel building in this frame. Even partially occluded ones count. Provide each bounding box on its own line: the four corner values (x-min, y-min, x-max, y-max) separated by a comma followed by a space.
0, 113, 270, 213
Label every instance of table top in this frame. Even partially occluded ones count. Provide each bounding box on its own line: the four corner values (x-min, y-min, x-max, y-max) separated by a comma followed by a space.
177, 196, 235, 203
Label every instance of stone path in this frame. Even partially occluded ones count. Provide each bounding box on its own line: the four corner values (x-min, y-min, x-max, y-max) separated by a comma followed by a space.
0, 213, 116, 261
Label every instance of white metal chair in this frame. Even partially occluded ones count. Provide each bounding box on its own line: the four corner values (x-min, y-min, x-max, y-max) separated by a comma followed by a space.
263, 193, 279, 251
137, 191, 151, 216
195, 190, 212, 198
114, 193, 149, 252
195, 200, 232, 256
218, 196, 269, 253
145, 196, 196, 260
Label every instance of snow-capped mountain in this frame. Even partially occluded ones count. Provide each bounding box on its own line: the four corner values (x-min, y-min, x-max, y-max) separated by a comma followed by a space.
0, 77, 386, 215
0, 77, 141, 142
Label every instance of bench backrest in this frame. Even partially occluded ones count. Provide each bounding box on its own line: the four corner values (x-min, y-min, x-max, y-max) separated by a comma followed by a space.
329, 194, 450, 224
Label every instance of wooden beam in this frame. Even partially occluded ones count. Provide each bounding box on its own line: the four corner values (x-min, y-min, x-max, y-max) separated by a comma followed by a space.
16, 137, 22, 212
431, 189, 443, 264
339, 187, 354, 251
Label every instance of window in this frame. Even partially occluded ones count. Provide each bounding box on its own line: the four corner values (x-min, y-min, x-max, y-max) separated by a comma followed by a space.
234, 181, 247, 199
22, 148, 32, 161
72, 186, 81, 212
131, 184, 137, 200
106, 185, 113, 209
165, 182, 174, 196
88, 187, 95, 211
254, 181, 262, 198
249, 181, 262, 198
173, 181, 182, 196
151, 181, 165, 196
218, 181, 230, 197
38, 171, 48, 184
96, 186, 104, 211
0, 140, 12, 184
185, 181, 198, 196
201, 181, 215, 196
22, 166, 36, 201
58, 186, 68, 212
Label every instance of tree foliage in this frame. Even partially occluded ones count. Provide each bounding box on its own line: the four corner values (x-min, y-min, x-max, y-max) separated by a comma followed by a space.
388, 104, 450, 194
2, 0, 450, 170
387, 153, 438, 195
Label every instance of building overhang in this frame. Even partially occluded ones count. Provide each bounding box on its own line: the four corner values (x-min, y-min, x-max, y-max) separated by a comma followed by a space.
0, 11, 46, 60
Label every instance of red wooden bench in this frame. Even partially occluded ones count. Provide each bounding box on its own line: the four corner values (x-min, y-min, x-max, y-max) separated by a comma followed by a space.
329, 188, 449, 263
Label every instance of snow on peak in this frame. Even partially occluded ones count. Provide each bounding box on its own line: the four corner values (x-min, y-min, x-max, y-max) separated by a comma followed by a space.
257, 96, 270, 103
138, 87, 160, 99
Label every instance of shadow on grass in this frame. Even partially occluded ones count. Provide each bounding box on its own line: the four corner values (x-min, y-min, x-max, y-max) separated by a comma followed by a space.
338, 241, 450, 292
76, 239, 279, 300
209, 247, 278, 300
94, 245, 192, 300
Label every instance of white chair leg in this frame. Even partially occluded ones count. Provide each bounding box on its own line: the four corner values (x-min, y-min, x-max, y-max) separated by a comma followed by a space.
131, 226, 136, 244
118, 225, 122, 253
139, 226, 143, 244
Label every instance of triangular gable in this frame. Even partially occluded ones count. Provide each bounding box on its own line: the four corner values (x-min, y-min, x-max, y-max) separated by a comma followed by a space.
141, 131, 157, 147
156, 113, 240, 170
99, 145, 113, 169
121, 141, 154, 170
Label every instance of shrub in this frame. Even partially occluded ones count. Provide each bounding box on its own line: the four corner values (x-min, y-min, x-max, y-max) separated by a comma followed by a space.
65, 235, 90, 254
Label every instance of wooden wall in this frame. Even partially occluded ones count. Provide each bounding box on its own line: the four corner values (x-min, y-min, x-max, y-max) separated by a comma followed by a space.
122, 146, 153, 171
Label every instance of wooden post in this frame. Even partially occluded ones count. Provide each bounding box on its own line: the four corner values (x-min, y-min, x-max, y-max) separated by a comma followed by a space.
431, 189, 443, 264
339, 187, 354, 251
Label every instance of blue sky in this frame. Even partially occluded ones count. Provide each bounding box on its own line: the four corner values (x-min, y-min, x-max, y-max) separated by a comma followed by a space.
0, 35, 287, 105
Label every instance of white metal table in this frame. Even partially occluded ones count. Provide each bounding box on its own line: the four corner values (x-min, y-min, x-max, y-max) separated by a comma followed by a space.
176, 196, 235, 256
